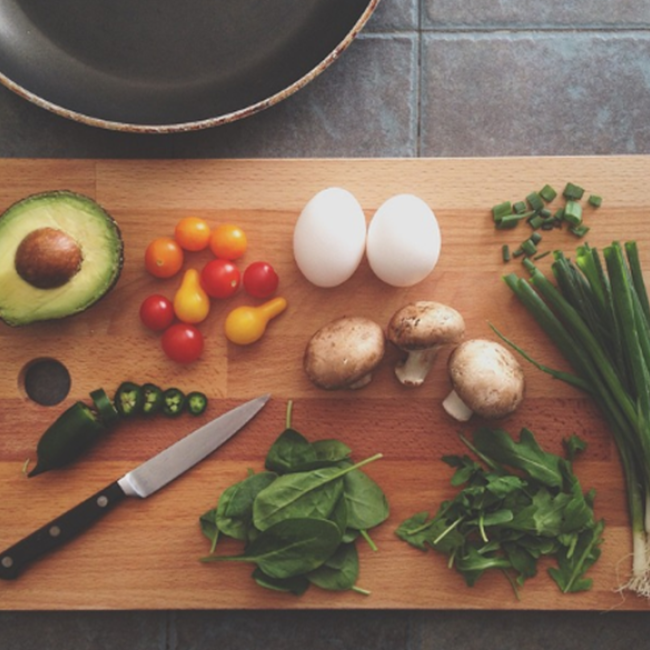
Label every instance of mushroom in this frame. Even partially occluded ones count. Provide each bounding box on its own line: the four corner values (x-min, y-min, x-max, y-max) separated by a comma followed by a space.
386, 301, 465, 387
442, 338, 525, 421
304, 316, 385, 390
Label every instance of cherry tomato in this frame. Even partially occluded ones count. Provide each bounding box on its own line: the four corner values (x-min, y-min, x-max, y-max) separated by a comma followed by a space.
200, 259, 241, 299
145, 237, 184, 278
139, 294, 175, 331
174, 216, 211, 252
161, 323, 204, 364
243, 261, 279, 298
209, 224, 247, 260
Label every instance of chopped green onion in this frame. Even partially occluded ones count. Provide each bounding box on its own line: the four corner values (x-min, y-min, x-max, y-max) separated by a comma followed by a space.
539, 208, 552, 219
563, 182, 585, 200
526, 191, 544, 212
492, 201, 513, 222
496, 212, 534, 229
569, 224, 590, 237
533, 250, 551, 261
539, 184, 558, 202
528, 215, 545, 230
588, 194, 603, 208
512, 247, 525, 258
513, 201, 527, 214
530, 232, 543, 245
502, 244, 511, 262
521, 239, 537, 256
564, 200, 583, 226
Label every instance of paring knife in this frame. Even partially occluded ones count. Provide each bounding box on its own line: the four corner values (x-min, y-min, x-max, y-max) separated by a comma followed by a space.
0, 393, 270, 580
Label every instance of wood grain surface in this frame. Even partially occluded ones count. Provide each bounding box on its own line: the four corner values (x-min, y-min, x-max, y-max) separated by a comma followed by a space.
0, 157, 649, 611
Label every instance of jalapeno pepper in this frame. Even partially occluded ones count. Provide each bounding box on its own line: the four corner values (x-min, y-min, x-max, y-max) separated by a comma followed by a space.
162, 387, 186, 417
186, 391, 208, 416
142, 383, 164, 416
114, 381, 144, 418
28, 401, 106, 477
90, 388, 120, 426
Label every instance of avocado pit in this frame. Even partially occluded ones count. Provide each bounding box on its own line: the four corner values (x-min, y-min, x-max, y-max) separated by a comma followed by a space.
15, 227, 83, 289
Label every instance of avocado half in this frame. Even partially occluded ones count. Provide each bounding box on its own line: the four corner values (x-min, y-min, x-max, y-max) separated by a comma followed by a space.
0, 190, 124, 326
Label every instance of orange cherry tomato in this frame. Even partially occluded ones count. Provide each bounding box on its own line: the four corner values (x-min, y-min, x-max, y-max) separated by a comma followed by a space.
209, 224, 247, 260
144, 237, 184, 278
174, 216, 211, 252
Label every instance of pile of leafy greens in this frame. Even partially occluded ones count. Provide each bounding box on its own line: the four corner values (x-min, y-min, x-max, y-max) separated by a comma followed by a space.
199, 402, 389, 596
396, 427, 604, 597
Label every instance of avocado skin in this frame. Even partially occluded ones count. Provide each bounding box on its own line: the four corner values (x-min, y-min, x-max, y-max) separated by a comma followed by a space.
0, 190, 125, 326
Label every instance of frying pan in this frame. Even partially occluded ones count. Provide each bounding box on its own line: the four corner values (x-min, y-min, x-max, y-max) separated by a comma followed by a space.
0, 0, 379, 133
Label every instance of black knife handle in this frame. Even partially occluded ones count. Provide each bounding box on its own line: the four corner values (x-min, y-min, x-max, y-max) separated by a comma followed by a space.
0, 481, 127, 580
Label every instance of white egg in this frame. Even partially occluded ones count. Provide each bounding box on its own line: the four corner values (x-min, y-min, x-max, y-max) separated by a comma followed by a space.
293, 187, 367, 288
366, 194, 441, 287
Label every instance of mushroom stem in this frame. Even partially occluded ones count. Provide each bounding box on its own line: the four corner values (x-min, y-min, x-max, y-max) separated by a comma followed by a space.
395, 347, 441, 387
442, 389, 474, 422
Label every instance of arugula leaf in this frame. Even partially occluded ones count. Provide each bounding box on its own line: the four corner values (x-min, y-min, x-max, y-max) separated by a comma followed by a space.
397, 427, 604, 597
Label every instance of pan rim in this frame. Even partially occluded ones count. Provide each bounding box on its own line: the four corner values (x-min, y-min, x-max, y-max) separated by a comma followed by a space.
0, 0, 380, 134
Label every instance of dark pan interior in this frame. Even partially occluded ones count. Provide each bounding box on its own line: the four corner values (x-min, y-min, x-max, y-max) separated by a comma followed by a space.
0, 0, 374, 128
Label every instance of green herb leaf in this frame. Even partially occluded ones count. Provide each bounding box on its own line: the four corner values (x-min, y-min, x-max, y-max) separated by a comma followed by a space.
201, 518, 342, 579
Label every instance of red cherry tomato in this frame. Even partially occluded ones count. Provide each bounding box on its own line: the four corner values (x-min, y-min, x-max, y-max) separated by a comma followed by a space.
139, 294, 175, 331
161, 323, 204, 364
200, 259, 241, 299
243, 261, 279, 298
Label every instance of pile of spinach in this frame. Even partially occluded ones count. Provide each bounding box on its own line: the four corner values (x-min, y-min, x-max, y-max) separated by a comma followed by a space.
396, 427, 604, 597
199, 402, 389, 596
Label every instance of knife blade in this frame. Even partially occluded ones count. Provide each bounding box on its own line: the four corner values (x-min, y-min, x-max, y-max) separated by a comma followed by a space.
0, 393, 270, 580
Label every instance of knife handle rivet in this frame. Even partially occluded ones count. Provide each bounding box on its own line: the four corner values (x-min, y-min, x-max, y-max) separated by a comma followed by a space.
1, 556, 13, 569
49, 526, 61, 538
97, 496, 109, 508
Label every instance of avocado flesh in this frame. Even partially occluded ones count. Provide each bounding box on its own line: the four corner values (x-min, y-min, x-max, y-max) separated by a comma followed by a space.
0, 190, 124, 326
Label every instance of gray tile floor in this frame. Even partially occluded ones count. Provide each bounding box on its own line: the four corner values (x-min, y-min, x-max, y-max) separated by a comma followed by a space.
2, 1, 650, 648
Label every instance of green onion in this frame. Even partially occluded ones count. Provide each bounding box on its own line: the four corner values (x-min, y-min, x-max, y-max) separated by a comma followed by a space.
588, 194, 603, 208
539, 184, 558, 202
492, 201, 513, 222
570, 224, 590, 238
497, 241, 650, 598
564, 200, 583, 226
526, 191, 544, 212
563, 182, 585, 200
502, 244, 511, 263
528, 215, 545, 230
513, 201, 527, 214
496, 212, 534, 229
521, 239, 537, 256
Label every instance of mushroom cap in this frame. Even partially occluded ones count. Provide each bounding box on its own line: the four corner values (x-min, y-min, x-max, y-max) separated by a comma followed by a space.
448, 338, 525, 419
304, 316, 385, 389
387, 301, 465, 351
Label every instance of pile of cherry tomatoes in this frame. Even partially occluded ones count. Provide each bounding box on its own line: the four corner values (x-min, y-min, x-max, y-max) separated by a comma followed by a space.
140, 217, 281, 364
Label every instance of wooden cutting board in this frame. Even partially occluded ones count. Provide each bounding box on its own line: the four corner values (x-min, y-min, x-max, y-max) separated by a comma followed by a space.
1, 156, 649, 611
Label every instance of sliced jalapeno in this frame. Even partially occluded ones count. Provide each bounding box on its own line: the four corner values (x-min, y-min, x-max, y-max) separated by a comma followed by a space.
114, 381, 144, 418
90, 388, 119, 426
186, 391, 208, 416
162, 387, 186, 417
142, 383, 164, 416
29, 402, 106, 477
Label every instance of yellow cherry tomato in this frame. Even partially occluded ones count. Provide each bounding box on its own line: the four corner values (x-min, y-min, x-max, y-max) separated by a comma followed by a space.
173, 269, 211, 324
209, 224, 248, 260
174, 216, 211, 252
224, 297, 287, 345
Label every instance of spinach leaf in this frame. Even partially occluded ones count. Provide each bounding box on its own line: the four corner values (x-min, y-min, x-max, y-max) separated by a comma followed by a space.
344, 468, 390, 531
308, 543, 359, 591
265, 428, 317, 474
214, 471, 278, 541
253, 455, 382, 531
199, 508, 219, 553
201, 517, 342, 579
252, 568, 310, 596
